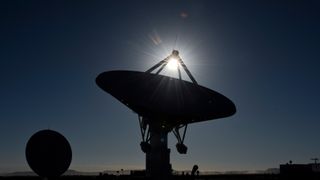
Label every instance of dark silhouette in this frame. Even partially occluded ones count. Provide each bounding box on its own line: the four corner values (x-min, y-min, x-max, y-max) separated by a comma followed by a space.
311, 158, 319, 164
191, 165, 198, 176
25, 129, 72, 179
96, 50, 236, 179
280, 160, 320, 179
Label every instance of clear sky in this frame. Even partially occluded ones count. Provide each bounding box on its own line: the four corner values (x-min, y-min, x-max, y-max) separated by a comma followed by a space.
1, 0, 320, 173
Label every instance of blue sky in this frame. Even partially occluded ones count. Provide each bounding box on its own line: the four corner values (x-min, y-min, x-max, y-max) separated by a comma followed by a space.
0, 0, 320, 173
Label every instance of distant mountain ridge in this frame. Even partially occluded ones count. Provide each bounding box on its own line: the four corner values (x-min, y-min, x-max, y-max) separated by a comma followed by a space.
0, 168, 279, 176
0, 170, 99, 176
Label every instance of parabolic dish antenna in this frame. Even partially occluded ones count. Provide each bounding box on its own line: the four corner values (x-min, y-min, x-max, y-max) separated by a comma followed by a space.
25, 129, 72, 178
96, 70, 235, 128
96, 50, 236, 179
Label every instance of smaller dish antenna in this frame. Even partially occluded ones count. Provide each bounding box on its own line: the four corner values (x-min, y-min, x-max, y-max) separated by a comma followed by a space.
25, 129, 72, 178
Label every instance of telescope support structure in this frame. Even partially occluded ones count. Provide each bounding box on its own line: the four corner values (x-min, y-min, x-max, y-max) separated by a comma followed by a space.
146, 124, 171, 180
146, 50, 198, 85
138, 116, 172, 179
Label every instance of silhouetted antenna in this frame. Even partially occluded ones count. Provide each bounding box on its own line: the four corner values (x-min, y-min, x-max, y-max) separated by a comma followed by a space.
25, 130, 72, 179
311, 158, 319, 164
191, 165, 199, 176
96, 50, 236, 179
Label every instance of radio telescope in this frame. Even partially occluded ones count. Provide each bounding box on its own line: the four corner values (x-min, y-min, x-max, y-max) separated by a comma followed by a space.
25, 129, 72, 178
96, 50, 236, 179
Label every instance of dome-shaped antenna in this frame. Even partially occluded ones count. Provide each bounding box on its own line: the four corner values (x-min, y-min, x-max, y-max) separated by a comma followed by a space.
25, 129, 72, 178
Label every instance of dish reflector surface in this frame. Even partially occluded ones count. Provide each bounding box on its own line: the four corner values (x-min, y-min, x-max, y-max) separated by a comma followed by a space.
96, 70, 235, 127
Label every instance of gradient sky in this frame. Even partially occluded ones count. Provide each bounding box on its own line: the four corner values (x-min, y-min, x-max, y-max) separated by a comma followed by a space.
1, 0, 320, 173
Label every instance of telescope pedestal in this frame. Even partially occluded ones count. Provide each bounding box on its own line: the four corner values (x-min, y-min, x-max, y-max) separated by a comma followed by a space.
146, 126, 171, 180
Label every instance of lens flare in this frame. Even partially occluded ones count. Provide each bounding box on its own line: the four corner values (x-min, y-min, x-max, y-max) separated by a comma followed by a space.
167, 57, 179, 70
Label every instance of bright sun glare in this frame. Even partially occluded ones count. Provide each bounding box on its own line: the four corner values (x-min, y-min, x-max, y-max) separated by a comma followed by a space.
167, 57, 179, 70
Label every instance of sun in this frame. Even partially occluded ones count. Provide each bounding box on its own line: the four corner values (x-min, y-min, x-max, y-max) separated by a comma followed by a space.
167, 57, 179, 70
